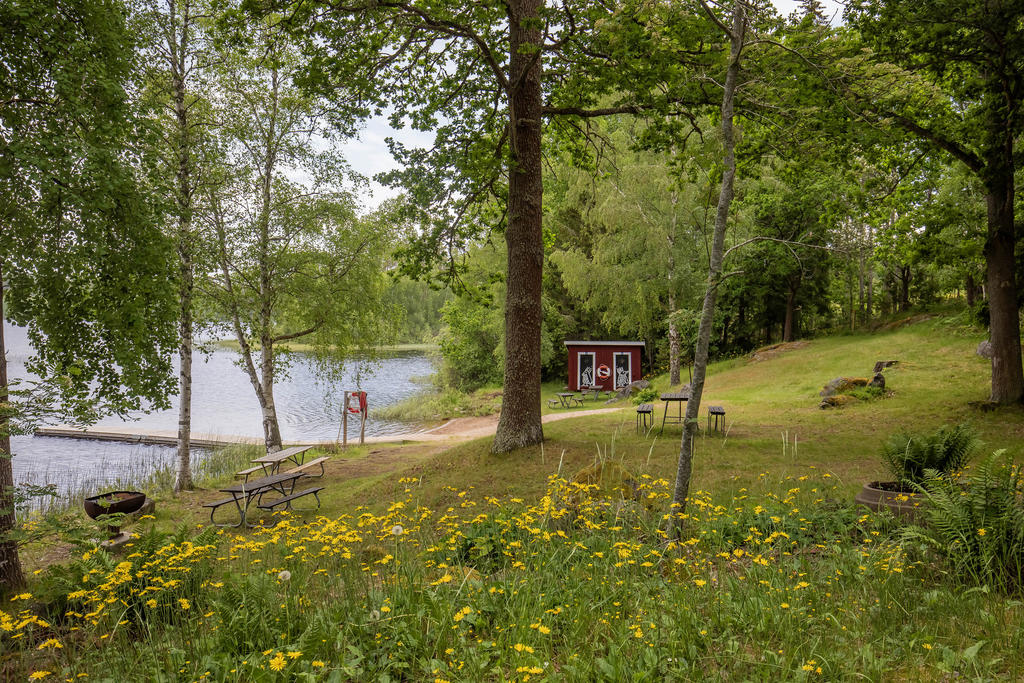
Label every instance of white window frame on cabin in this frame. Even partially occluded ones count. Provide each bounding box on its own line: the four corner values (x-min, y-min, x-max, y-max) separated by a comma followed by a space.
613, 351, 632, 389
578, 352, 596, 388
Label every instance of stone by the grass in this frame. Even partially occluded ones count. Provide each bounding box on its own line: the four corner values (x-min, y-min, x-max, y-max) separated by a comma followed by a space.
606, 379, 650, 403
820, 394, 855, 409
976, 340, 994, 359
872, 360, 899, 373
99, 530, 135, 552
819, 377, 869, 397
868, 372, 885, 390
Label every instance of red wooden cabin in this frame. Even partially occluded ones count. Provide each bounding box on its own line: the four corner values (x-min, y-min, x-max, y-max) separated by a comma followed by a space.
564, 341, 645, 391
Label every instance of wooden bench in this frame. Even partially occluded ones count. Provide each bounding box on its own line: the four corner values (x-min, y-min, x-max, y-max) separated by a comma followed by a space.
256, 487, 324, 512
547, 398, 560, 408
282, 456, 329, 478
236, 465, 266, 481
202, 497, 243, 526
636, 403, 654, 433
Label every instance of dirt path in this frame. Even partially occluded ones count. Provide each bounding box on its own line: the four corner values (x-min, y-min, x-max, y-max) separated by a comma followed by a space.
400, 406, 626, 442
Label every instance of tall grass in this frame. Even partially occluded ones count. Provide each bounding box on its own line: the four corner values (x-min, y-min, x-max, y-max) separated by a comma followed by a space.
15, 444, 257, 519
5, 469, 1024, 680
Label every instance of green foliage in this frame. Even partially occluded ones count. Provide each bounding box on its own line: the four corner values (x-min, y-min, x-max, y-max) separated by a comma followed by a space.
437, 299, 502, 392
911, 451, 1024, 592
632, 387, 658, 405
0, 0, 178, 419
880, 423, 978, 486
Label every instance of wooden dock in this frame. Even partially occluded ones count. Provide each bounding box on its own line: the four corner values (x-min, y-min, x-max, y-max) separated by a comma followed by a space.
33, 426, 263, 449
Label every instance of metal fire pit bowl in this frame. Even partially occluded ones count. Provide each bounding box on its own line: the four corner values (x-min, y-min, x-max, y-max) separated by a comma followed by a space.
84, 491, 148, 538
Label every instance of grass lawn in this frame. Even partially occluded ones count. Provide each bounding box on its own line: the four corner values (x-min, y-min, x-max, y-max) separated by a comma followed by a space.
5, 311, 1024, 680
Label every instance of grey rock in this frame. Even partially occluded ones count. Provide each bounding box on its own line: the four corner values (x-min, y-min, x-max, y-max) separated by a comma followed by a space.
868, 372, 885, 390
873, 360, 898, 373
976, 340, 994, 359
615, 379, 650, 399
820, 377, 845, 398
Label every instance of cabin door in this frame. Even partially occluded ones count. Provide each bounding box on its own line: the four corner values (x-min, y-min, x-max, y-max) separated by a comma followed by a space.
613, 352, 632, 389
578, 352, 596, 389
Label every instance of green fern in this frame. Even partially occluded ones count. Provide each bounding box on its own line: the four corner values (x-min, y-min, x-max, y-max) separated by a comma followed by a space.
881, 423, 978, 486
912, 450, 1024, 592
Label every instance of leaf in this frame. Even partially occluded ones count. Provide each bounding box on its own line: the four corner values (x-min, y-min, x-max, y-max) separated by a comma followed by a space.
962, 640, 985, 661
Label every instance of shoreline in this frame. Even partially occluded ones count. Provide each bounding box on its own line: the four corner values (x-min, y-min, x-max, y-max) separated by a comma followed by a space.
33, 406, 628, 448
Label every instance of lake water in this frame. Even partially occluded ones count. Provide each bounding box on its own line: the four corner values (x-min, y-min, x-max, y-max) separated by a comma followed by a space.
5, 323, 435, 497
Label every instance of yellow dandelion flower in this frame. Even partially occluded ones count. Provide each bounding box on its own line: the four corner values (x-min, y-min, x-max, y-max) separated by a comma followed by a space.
287, 651, 302, 659
922, 643, 933, 650
269, 655, 286, 672
146, 599, 157, 609
977, 528, 987, 536
312, 661, 325, 667
512, 643, 534, 653
37, 638, 62, 650
780, 603, 790, 609
693, 579, 707, 587
29, 672, 51, 680
178, 598, 190, 610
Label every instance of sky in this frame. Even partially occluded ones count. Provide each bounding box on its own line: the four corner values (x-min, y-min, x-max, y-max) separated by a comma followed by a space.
337, 0, 846, 210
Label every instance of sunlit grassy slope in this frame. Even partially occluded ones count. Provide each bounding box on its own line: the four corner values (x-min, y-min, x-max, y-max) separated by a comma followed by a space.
339, 311, 1021, 513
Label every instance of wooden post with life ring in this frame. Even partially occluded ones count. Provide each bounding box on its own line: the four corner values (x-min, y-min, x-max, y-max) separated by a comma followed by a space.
342, 390, 368, 448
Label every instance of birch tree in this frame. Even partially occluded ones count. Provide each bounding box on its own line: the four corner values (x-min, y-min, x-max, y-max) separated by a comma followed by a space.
670, 0, 748, 529
205, 23, 394, 452
143, 0, 216, 491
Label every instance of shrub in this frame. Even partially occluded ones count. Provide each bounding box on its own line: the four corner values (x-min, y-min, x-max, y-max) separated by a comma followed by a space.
880, 423, 978, 487
910, 450, 1024, 592
631, 387, 658, 405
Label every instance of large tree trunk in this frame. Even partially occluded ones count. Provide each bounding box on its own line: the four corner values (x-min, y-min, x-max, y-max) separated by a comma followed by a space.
899, 265, 911, 312
492, 0, 544, 453
670, 1, 745, 531
984, 161, 1023, 403
783, 282, 797, 342
0, 270, 26, 590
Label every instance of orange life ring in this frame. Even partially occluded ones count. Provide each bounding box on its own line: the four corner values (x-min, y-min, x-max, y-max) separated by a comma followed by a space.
596, 364, 611, 380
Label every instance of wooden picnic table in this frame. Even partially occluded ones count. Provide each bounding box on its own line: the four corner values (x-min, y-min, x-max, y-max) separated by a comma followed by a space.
251, 444, 315, 475
557, 392, 581, 408
659, 390, 692, 435
205, 471, 315, 527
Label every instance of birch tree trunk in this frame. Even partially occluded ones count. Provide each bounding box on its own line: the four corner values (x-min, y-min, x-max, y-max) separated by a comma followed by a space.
168, 0, 195, 491
670, 0, 745, 533
668, 190, 681, 386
